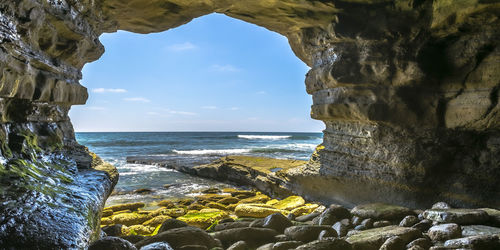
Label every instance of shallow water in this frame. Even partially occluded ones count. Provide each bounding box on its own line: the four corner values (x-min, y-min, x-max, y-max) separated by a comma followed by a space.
75, 132, 322, 206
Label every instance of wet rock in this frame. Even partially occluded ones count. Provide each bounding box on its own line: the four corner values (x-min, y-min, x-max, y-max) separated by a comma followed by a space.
157, 200, 175, 208
462, 225, 500, 237
406, 238, 432, 249
249, 219, 265, 228
140, 242, 174, 250
374, 220, 392, 228
89, 236, 137, 250
287, 213, 296, 221
346, 226, 421, 250
295, 238, 352, 250
412, 219, 432, 232
407, 246, 425, 250
428, 223, 462, 241
351, 203, 414, 221
318, 229, 337, 240
107, 203, 146, 212
206, 202, 227, 210
103, 209, 114, 217
274, 234, 290, 242
211, 227, 278, 248
201, 187, 220, 194
379, 236, 405, 250
158, 219, 188, 233
354, 225, 366, 231
290, 204, 320, 217
143, 216, 172, 227
284, 225, 336, 242
352, 216, 363, 226
102, 224, 123, 237
296, 212, 320, 222
271, 241, 303, 250
134, 188, 153, 194
272, 196, 305, 210
332, 219, 352, 237
218, 197, 240, 205
479, 208, 500, 227
431, 202, 451, 209
361, 218, 374, 229
444, 234, 500, 249
227, 240, 248, 250
262, 213, 292, 233
317, 204, 351, 225
112, 213, 151, 226
120, 235, 146, 244
235, 204, 287, 218
177, 210, 228, 229
423, 209, 489, 224
214, 221, 251, 231
178, 245, 208, 250
399, 215, 419, 227
135, 226, 217, 249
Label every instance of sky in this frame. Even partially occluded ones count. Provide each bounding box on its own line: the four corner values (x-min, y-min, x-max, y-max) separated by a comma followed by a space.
69, 13, 324, 132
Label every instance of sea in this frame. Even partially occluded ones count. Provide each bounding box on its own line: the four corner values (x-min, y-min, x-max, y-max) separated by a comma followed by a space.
75, 132, 322, 206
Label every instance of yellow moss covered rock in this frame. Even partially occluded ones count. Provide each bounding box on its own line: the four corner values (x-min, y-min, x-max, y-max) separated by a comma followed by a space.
218, 197, 240, 205
235, 203, 289, 218
177, 210, 229, 229
123, 225, 155, 235
188, 203, 207, 210
273, 196, 305, 210
157, 200, 175, 208
112, 212, 150, 226
105, 202, 145, 212
291, 204, 320, 216
100, 216, 113, 225
206, 202, 227, 210
238, 194, 271, 204
142, 215, 172, 227
102, 209, 113, 217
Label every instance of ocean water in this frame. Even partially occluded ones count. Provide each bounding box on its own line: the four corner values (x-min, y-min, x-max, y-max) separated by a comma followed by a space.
75, 132, 322, 206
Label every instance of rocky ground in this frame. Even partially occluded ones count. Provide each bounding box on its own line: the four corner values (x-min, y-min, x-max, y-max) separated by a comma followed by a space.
91, 185, 500, 250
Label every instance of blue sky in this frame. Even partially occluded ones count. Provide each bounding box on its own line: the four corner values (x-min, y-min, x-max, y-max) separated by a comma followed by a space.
69, 13, 324, 132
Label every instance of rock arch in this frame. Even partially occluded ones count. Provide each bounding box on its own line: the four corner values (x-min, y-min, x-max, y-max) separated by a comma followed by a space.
0, 0, 499, 248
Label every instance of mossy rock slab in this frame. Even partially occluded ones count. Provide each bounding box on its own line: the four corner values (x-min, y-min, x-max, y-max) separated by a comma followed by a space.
123, 225, 155, 236
112, 212, 150, 226
238, 194, 271, 204
423, 209, 489, 224
105, 202, 145, 212
143, 215, 172, 227
235, 203, 289, 218
177, 211, 229, 229
346, 225, 421, 250
272, 196, 305, 211
291, 204, 320, 216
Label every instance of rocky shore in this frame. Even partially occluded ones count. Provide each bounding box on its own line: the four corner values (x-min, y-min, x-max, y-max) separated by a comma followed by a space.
93, 187, 500, 250
92, 156, 500, 250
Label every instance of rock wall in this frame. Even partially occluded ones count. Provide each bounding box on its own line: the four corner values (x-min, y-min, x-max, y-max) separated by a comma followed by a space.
0, 0, 499, 247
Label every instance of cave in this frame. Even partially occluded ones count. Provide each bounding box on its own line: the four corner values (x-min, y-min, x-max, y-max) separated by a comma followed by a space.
0, 0, 498, 248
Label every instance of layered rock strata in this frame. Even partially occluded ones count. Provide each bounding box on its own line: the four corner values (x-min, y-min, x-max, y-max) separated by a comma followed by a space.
0, 0, 499, 247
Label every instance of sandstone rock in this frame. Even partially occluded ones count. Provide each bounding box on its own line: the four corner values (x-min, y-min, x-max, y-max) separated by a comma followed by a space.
234, 204, 288, 218
284, 225, 336, 243
462, 225, 500, 237
428, 223, 462, 241
89, 236, 137, 250
423, 209, 489, 224
262, 213, 292, 233
295, 239, 352, 250
346, 226, 421, 250
140, 242, 174, 250
351, 203, 414, 221
211, 227, 278, 248
135, 227, 217, 249
399, 215, 419, 227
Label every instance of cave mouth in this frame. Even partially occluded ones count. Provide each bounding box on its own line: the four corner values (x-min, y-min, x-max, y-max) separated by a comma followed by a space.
70, 13, 324, 206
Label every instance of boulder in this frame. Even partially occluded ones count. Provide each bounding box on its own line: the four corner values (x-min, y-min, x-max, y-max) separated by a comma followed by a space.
423, 209, 489, 225
379, 236, 405, 250
177, 211, 228, 229
211, 227, 278, 248
462, 225, 500, 237
112, 213, 151, 226
226, 240, 248, 250
158, 219, 188, 233
346, 226, 421, 250
428, 223, 462, 241
262, 213, 293, 233
399, 215, 419, 227
317, 205, 351, 225
272, 196, 305, 210
102, 224, 123, 237
140, 242, 174, 250
295, 239, 352, 250
106, 203, 145, 212
135, 227, 217, 249
235, 204, 288, 218
444, 235, 500, 249
332, 219, 352, 237
351, 203, 414, 221
89, 236, 137, 250
142, 216, 172, 227
284, 225, 336, 242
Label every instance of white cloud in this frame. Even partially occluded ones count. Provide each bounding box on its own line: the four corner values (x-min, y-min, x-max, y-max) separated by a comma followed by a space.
167, 42, 197, 51
123, 97, 151, 103
92, 88, 127, 93
202, 106, 217, 110
256, 91, 267, 95
168, 110, 197, 116
83, 106, 106, 111
229, 107, 239, 111
210, 64, 241, 72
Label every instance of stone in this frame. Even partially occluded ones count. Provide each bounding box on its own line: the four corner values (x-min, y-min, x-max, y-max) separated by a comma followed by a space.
157, 200, 175, 208
178, 245, 208, 250
214, 221, 251, 231
346, 226, 421, 250
332, 219, 352, 237
120, 235, 146, 244
479, 208, 500, 227
140, 242, 174, 250
89, 236, 137, 250
201, 187, 220, 194
361, 218, 374, 229
318, 229, 337, 240
218, 197, 240, 205
406, 238, 432, 249
112, 213, 151, 226
142, 216, 172, 227
317, 204, 352, 225
444, 235, 500, 249
272, 196, 305, 210
103, 209, 114, 217
462, 225, 500, 237
177, 211, 228, 229
158, 219, 188, 233
428, 223, 462, 241
407, 246, 425, 250
351, 203, 414, 221
206, 202, 227, 210
123, 225, 155, 236
107, 203, 145, 212
135, 227, 217, 249
226, 241, 248, 250
295, 239, 352, 250
134, 188, 153, 194
271, 241, 303, 250
399, 215, 419, 227
373, 220, 392, 228
431, 202, 451, 210
290, 204, 320, 217
379, 236, 405, 250
296, 212, 320, 222
211, 227, 278, 248
102, 224, 123, 237
412, 220, 432, 232
249, 219, 265, 228
234, 204, 288, 218
284, 225, 336, 243
352, 216, 363, 226
262, 213, 293, 233
423, 209, 489, 224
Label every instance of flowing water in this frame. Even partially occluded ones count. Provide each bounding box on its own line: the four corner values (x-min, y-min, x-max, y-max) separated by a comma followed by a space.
75, 132, 322, 206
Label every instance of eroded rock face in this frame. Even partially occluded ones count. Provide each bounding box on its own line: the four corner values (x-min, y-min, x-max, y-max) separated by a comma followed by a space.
0, 0, 499, 247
